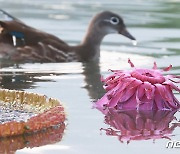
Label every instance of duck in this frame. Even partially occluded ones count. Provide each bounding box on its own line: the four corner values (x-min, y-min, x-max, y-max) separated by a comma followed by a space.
0, 9, 136, 63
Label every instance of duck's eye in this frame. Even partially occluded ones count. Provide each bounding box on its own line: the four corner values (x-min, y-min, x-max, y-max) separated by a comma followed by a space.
110, 17, 119, 25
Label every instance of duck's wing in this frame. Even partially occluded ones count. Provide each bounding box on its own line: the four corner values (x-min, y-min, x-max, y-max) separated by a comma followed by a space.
0, 9, 21, 22
0, 10, 71, 62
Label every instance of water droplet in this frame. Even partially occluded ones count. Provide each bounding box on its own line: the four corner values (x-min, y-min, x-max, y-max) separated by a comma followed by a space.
132, 40, 137, 46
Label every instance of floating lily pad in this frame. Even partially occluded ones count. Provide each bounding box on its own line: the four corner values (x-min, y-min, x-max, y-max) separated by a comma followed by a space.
0, 89, 66, 137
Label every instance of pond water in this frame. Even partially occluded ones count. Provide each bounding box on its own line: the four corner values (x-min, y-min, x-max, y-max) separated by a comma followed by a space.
0, 0, 180, 153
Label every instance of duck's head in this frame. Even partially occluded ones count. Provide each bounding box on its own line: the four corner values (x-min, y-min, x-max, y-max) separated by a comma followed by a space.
86, 11, 136, 42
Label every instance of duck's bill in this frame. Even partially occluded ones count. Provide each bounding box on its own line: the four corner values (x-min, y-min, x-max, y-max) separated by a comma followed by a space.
119, 28, 136, 41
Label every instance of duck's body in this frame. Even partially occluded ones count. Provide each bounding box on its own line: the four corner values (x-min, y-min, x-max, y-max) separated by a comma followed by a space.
0, 10, 135, 63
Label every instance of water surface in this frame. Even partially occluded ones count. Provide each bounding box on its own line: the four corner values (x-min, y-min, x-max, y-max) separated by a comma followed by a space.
0, 0, 180, 154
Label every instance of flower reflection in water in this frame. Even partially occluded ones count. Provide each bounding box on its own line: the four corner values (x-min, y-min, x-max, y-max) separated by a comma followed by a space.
0, 123, 65, 154
98, 108, 180, 143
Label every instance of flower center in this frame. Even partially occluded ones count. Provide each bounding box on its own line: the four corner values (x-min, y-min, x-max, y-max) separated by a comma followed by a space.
142, 72, 154, 77
131, 69, 165, 84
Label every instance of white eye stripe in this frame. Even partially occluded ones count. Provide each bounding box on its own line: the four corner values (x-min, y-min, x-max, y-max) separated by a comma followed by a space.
103, 17, 120, 25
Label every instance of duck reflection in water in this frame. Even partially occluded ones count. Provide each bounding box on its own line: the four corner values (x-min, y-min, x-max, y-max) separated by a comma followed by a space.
97, 108, 180, 143
82, 61, 105, 100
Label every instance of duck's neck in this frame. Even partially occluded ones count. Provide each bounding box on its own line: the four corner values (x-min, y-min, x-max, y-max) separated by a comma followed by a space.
78, 26, 106, 61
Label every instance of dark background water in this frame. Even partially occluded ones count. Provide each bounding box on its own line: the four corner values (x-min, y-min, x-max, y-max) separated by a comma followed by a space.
0, 0, 180, 154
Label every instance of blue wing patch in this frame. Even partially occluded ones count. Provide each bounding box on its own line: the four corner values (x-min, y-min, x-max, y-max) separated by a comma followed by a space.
9, 31, 24, 39
9, 31, 25, 46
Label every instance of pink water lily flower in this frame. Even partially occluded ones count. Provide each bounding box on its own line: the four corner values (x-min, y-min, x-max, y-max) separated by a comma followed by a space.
95, 59, 180, 110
